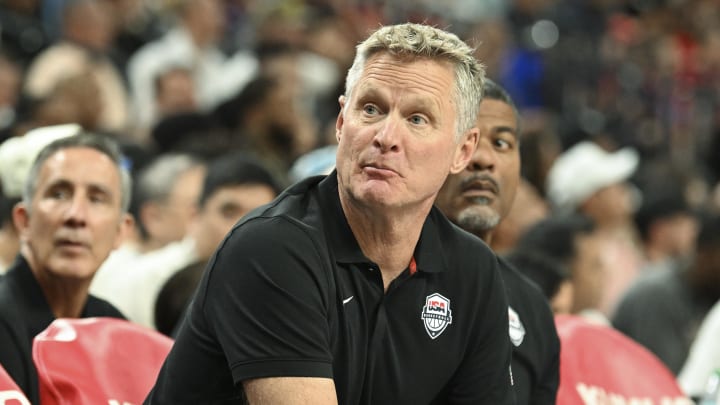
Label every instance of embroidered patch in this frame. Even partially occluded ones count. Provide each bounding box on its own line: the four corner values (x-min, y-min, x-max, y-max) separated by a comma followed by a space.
421, 293, 453, 339
508, 306, 526, 346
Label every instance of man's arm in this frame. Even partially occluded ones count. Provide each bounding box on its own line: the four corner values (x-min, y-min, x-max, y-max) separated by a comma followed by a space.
243, 377, 338, 405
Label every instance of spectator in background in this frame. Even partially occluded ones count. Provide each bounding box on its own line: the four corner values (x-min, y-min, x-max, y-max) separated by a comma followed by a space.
0, 124, 81, 274
612, 214, 720, 375
504, 250, 573, 314
212, 74, 318, 185
94, 151, 279, 330
434, 78, 560, 404
0, 0, 49, 66
490, 177, 549, 254
633, 182, 700, 272
154, 152, 281, 336
545, 140, 644, 317
515, 214, 608, 323
0, 53, 22, 141
127, 0, 258, 133
149, 111, 230, 159
23, 0, 131, 135
128, 153, 206, 254
153, 66, 198, 121
0, 133, 132, 403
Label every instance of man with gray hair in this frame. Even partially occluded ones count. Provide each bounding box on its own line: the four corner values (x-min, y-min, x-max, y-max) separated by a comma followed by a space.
0, 133, 133, 403
145, 23, 513, 404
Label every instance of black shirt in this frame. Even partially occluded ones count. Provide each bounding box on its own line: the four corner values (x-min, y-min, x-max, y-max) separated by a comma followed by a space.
499, 258, 560, 404
145, 173, 514, 404
0, 255, 125, 404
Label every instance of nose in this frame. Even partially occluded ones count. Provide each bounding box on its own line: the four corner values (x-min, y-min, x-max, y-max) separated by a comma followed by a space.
62, 194, 88, 227
466, 138, 497, 172
373, 115, 401, 153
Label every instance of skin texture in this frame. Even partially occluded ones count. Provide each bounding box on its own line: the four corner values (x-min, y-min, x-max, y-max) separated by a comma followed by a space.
13, 147, 131, 318
435, 98, 520, 244
242, 52, 478, 405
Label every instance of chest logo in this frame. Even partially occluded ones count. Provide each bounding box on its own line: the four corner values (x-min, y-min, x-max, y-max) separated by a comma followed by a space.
421, 293, 453, 339
508, 306, 525, 347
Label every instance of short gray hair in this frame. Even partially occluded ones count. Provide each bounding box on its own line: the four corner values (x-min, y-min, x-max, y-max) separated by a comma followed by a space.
23, 133, 132, 213
344, 23, 486, 141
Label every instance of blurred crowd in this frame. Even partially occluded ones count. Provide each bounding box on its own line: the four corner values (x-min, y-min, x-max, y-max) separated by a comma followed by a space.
2, 0, 720, 400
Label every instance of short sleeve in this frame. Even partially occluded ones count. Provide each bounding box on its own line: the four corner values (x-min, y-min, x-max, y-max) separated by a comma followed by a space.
199, 216, 335, 383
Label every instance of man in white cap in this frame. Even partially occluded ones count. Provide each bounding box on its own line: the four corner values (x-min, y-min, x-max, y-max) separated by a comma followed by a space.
545, 140, 644, 318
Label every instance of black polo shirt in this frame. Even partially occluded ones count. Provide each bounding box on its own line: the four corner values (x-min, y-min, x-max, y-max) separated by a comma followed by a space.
145, 173, 514, 405
0, 255, 125, 404
499, 257, 560, 404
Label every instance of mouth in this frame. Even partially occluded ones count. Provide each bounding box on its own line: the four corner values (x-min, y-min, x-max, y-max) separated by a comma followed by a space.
54, 238, 89, 251
460, 176, 499, 203
361, 163, 398, 177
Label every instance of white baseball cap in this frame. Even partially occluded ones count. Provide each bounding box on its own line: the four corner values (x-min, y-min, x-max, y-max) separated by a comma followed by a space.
546, 141, 639, 213
0, 124, 81, 198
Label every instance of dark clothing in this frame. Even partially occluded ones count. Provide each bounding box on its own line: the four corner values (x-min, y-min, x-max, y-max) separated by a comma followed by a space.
146, 173, 514, 404
612, 264, 715, 374
0, 255, 125, 404
499, 257, 560, 404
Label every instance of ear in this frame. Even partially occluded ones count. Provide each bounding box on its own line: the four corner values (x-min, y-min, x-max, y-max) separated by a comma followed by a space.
335, 95, 346, 144
12, 202, 31, 243
113, 213, 135, 249
449, 128, 479, 174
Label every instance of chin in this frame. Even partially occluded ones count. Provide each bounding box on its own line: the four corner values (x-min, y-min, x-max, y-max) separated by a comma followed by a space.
48, 260, 97, 280
456, 207, 500, 234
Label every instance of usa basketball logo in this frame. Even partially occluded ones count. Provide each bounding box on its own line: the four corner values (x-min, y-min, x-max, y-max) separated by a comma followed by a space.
421, 293, 452, 339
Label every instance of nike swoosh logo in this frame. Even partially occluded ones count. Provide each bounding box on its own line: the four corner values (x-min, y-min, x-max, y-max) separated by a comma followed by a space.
342, 296, 354, 305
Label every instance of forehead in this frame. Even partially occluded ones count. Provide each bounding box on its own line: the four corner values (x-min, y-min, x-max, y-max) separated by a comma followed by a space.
38, 147, 121, 188
477, 99, 517, 127
356, 53, 456, 105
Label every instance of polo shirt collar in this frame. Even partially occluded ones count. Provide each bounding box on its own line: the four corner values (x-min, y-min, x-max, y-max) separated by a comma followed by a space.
317, 171, 447, 274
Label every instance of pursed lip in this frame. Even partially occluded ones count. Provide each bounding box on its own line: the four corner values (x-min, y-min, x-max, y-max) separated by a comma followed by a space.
361, 162, 400, 177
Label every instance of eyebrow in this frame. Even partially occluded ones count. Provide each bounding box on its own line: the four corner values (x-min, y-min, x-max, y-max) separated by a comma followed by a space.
45, 179, 115, 199
493, 125, 519, 138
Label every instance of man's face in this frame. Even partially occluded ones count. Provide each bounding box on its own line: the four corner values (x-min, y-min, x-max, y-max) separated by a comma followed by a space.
435, 99, 520, 237
194, 184, 276, 259
335, 53, 477, 212
14, 147, 129, 280
152, 165, 205, 246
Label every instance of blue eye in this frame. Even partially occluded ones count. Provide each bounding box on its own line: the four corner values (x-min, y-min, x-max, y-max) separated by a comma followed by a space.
363, 104, 379, 115
409, 115, 428, 125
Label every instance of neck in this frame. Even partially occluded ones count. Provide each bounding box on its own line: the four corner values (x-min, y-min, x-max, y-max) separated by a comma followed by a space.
22, 247, 90, 318
0, 227, 19, 268
644, 244, 668, 264
339, 191, 429, 291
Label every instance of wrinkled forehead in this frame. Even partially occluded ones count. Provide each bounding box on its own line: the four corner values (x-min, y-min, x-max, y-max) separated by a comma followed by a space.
37, 147, 121, 190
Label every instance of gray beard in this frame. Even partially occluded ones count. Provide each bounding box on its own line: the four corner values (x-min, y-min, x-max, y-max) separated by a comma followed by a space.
455, 206, 500, 236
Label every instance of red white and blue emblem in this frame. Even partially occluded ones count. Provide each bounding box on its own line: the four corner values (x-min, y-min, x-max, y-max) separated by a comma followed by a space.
421, 293, 453, 339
